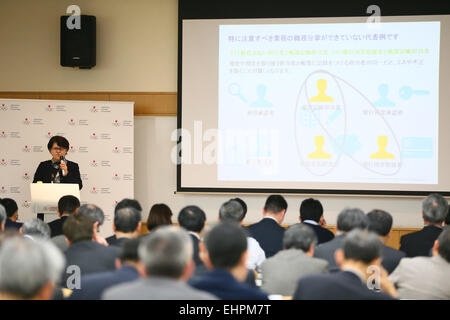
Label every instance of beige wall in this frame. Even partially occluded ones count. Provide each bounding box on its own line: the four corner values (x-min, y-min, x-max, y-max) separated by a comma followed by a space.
1, 0, 434, 229
0, 0, 177, 91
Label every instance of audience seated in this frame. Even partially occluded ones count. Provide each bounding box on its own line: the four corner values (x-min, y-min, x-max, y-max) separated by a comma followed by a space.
21, 218, 51, 240
190, 222, 269, 300
103, 226, 216, 300
62, 214, 119, 287
293, 229, 397, 300
178, 205, 207, 267
0, 198, 23, 231
299, 198, 335, 244
314, 208, 368, 272
0, 204, 6, 231
48, 195, 80, 238
261, 223, 329, 296
69, 237, 142, 300
0, 237, 65, 300
389, 226, 450, 299
107, 207, 142, 247
146, 203, 173, 232
219, 199, 266, 271
366, 209, 405, 274
247, 195, 288, 258
106, 199, 142, 245
78, 204, 107, 245
400, 193, 448, 257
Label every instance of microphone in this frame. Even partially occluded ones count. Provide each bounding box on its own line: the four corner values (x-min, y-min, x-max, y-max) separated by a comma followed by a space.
60, 156, 66, 176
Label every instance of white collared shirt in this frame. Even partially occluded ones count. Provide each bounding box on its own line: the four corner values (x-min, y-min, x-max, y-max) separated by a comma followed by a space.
303, 220, 319, 226
246, 237, 266, 270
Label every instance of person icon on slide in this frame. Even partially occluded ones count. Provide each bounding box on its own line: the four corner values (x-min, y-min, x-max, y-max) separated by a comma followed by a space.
250, 84, 273, 108
308, 135, 332, 159
370, 136, 395, 159
309, 79, 334, 102
373, 84, 396, 107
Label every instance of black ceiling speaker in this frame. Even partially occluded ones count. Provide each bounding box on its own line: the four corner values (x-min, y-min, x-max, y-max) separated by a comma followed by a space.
60, 15, 96, 69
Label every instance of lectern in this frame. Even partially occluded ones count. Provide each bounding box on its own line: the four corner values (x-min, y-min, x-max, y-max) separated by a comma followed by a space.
30, 183, 80, 220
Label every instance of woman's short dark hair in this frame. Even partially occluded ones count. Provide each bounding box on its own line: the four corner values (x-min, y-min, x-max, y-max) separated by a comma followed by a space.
47, 136, 69, 151
147, 204, 173, 231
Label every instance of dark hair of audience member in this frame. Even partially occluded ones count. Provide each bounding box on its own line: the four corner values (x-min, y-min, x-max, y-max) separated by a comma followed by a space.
115, 199, 142, 215
264, 195, 288, 214
147, 204, 173, 231
57, 195, 80, 215
63, 214, 94, 244
219, 200, 245, 223
337, 208, 368, 232
283, 223, 318, 252
178, 206, 206, 233
299, 198, 323, 222
366, 209, 393, 237
342, 229, 383, 264
204, 222, 247, 269
119, 237, 141, 263
0, 198, 18, 218
115, 207, 142, 233
231, 198, 247, 215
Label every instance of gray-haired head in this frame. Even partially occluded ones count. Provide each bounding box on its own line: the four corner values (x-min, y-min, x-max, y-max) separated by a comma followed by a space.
138, 226, 192, 279
422, 193, 449, 224
219, 200, 245, 223
78, 204, 105, 226
342, 229, 383, 264
337, 208, 368, 233
22, 218, 51, 240
114, 207, 141, 233
0, 237, 65, 299
283, 223, 318, 252
437, 226, 450, 263
0, 204, 6, 228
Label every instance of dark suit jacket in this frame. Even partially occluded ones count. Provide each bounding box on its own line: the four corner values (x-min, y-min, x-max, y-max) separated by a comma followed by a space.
190, 269, 269, 300
302, 222, 335, 244
293, 271, 395, 300
314, 234, 346, 272
247, 218, 285, 258
62, 240, 120, 287
48, 216, 69, 238
399, 225, 442, 258
69, 265, 140, 300
105, 235, 129, 247
4, 219, 23, 231
382, 245, 405, 274
33, 159, 83, 190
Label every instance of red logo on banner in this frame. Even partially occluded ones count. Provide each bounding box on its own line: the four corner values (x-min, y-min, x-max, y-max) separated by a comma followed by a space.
90, 187, 98, 194
113, 120, 120, 127
0, 186, 6, 194
69, 146, 77, 153
112, 146, 120, 153
113, 173, 120, 181
23, 172, 30, 180
91, 132, 98, 139
0, 131, 6, 138
46, 105, 53, 112
0, 159, 7, 166
0, 104, 7, 111
90, 160, 98, 167
23, 145, 31, 152
22, 200, 31, 208
91, 105, 98, 112
23, 118, 31, 125
68, 119, 76, 126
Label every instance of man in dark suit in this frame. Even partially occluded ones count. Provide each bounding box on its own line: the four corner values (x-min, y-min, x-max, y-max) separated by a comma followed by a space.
48, 195, 80, 238
0, 198, 23, 231
400, 193, 448, 258
106, 199, 142, 246
69, 237, 142, 300
105, 201, 142, 247
190, 222, 269, 300
314, 208, 368, 272
247, 195, 288, 258
178, 205, 207, 267
366, 209, 405, 274
32, 136, 82, 190
62, 214, 120, 287
294, 229, 397, 300
299, 198, 334, 244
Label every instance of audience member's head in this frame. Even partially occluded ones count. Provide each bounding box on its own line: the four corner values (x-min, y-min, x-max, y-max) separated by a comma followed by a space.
63, 214, 94, 245
336, 208, 368, 233
283, 223, 318, 256
178, 205, 206, 234
114, 199, 142, 215
366, 209, 393, 243
116, 237, 142, 271
57, 195, 80, 217
299, 198, 323, 223
147, 203, 173, 232
422, 193, 449, 225
219, 199, 245, 223
263, 195, 288, 224
335, 229, 383, 273
21, 218, 51, 240
138, 226, 193, 281
0, 204, 6, 231
78, 204, 104, 232
0, 237, 65, 300
231, 198, 247, 215
114, 207, 142, 236
202, 222, 248, 281
433, 226, 450, 263
0, 198, 19, 221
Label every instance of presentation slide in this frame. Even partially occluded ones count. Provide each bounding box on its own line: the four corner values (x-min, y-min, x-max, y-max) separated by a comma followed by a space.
217, 22, 440, 185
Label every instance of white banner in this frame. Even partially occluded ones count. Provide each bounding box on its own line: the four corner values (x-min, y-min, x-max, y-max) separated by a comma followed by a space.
0, 99, 134, 237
